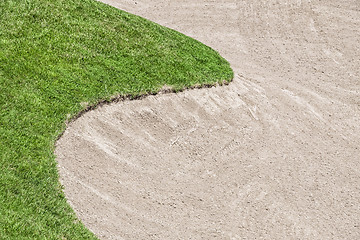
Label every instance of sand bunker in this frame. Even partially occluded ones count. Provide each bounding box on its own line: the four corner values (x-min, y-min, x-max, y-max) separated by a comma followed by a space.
56, 0, 360, 239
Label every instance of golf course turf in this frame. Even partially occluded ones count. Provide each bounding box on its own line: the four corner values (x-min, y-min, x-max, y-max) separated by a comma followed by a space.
0, 0, 233, 238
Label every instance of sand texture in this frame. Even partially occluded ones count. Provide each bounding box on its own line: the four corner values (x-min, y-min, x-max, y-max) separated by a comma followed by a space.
55, 0, 360, 239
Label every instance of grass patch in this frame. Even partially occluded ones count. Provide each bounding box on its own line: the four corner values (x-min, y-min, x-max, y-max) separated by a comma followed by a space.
0, 0, 233, 238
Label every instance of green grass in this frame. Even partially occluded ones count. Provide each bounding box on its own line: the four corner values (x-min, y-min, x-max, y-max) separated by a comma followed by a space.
0, 0, 233, 238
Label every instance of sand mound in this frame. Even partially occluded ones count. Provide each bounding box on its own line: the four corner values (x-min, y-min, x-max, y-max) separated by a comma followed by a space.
56, 1, 360, 239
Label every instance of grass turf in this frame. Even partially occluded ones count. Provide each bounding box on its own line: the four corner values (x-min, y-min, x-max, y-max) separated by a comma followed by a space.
0, 0, 233, 238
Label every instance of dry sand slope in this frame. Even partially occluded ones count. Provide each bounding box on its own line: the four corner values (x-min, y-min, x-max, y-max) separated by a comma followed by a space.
55, 0, 360, 239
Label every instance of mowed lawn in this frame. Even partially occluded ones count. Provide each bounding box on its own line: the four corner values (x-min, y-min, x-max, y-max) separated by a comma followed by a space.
0, 0, 233, 239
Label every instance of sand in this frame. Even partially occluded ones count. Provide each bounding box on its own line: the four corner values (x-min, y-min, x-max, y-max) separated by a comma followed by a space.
55, 0, 360, 239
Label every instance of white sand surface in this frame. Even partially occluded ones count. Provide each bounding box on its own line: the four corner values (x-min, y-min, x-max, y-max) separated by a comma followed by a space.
56, 1, 360, 239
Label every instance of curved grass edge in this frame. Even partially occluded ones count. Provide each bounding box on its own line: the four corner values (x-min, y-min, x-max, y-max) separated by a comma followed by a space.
63, 79, 232, 129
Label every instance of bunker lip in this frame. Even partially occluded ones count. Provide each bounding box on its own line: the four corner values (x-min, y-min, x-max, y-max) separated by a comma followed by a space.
56, 1, 360, 239
62, 80, 231, 129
